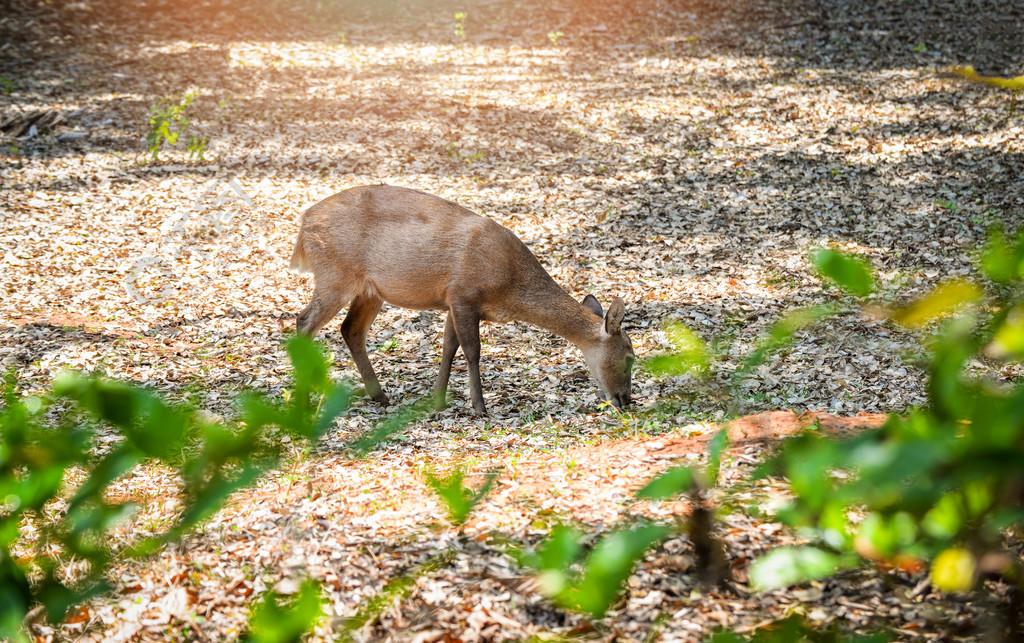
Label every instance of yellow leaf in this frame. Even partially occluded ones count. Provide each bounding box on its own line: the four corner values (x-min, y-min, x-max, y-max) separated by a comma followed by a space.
931, 547, 976, 592
989, 304, 1024, 357
892, 280, 983, 328
954, 66, 1024, 91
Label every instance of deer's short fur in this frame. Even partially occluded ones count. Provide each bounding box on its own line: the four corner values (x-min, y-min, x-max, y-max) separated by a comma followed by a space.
290, 185, 634, 414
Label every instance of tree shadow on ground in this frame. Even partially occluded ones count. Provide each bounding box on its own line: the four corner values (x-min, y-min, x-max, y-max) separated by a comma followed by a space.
4, 0, 1020, 178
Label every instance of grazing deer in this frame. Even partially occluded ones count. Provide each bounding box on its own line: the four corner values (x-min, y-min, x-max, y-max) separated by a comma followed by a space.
289, 185, 634, 414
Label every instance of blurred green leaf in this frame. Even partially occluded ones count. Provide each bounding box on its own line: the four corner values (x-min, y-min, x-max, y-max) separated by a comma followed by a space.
239, 335, 352, 442
0, 554, 32, 638
177, 458, 269, 533
810, 248, 875, 297
23, 396, 43, 414
520, 522, 670, 618
646, 323, 711, 376
67, 447, 142, 516
706, 429, 729, 486
855, 513, 919, 559
709, 615, 893, 642
736, 305, 835, 381
532, 525, 584, 572
35, 574, 110, 628
921, 493, 965, 540
990, 304, 1024, 358
313, 386, 353, 436
243, 579, 325, 643
347, 398, 429, 455
287, 333, 329, 393
562, 523, 671, 618
339, 550, 453, 641
925, 314, 979, 419
634, 465, 695, 500
0, 334, 367, 635
749, 546, 852, 591
979, 226, 1024, 284
53, 374, 191, 461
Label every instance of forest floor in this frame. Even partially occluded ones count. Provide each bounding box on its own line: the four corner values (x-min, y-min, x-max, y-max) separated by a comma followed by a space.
2, 0, 1023, 639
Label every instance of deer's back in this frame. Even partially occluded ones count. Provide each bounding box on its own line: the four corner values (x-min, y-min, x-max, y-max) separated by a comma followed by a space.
296, 185, 544, 312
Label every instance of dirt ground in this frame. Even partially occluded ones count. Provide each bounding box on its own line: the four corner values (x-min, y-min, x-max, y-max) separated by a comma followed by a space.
2, 0, 1023, 639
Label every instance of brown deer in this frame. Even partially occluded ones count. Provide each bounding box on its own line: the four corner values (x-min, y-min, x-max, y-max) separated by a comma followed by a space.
289, 185, 635, 414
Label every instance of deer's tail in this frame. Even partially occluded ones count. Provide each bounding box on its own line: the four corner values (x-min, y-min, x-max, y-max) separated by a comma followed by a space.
289, 235, 311, 273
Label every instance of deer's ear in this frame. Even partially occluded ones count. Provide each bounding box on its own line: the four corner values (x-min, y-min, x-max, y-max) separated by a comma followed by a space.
604, 297, 626, 335
581, 294, 603, 317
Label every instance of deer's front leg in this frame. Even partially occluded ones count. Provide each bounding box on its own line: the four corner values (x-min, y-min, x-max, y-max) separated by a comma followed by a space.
450, 303, 486, 414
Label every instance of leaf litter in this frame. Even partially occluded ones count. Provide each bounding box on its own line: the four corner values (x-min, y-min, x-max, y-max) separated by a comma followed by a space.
1, 0, 1022, 639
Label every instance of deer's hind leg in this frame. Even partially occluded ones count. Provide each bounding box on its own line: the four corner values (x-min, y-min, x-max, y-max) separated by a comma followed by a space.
297, 287, 350, 336
341, 294, 388, 405
432, 311, 460, 410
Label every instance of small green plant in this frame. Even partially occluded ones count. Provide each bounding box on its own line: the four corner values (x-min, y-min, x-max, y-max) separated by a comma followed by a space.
146, 90, 207, 161
186, 133, 208, 159
424, 463, 499, 527
0, 76, 13, 95
453, 12, 467, 41
242, 579, 325, 643
376, 337, 399, 353
547, 30, 564, 46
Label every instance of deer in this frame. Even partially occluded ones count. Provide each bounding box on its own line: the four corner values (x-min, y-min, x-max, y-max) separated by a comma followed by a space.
289, 185, 635, 415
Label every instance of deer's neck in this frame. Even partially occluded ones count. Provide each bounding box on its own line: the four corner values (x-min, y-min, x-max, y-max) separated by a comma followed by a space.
512, 281, 602, 348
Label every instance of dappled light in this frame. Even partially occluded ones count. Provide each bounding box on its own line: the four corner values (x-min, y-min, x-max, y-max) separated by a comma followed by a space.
2, 0, 1023, 639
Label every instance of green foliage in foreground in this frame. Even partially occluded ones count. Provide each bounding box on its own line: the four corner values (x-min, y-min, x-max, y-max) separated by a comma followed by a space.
443, 233, 1024, 639
751, 229, 1024, 597
521, 521, 673, 618
7, 229, 1024, 641
559, 232, 1024, 639
515, 428, 728, 620
242, 579, 326, 643
337, 550, 454, 642
0, 335, 410, 640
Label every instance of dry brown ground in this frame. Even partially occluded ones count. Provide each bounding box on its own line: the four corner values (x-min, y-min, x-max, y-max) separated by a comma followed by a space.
2, 0, 1023, 640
